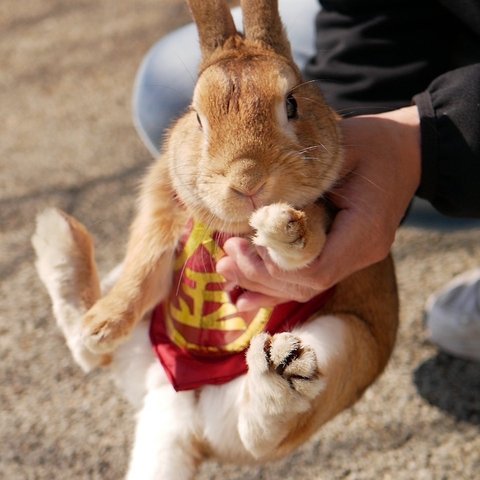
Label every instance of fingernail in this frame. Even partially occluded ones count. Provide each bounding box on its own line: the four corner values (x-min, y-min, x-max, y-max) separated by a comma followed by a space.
216, 258, 238, 286
223, 237, 252, 257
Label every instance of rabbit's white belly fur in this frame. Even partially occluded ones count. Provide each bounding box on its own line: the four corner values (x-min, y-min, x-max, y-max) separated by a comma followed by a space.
111, 312, 345, 473
112, 318, 252, 462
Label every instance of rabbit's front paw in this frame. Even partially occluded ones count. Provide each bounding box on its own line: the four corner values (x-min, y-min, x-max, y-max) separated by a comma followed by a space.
249, 203, 324, 270
82, 297, 136, 354
247, 332, 325, 401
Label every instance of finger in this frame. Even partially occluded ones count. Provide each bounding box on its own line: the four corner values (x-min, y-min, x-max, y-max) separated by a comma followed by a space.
235, 291, 285, 311
215, 256, 238, 290
315, 208, 388, 289
254, 243, 328, 294
221, 238, 271, 284
219, 238, 318, 301
216, 253, 293, 299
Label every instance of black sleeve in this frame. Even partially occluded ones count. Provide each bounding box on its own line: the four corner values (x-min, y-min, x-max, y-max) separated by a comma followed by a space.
304, 0, 450, 116
304, 0, 480, 218
414, 65, 480, 218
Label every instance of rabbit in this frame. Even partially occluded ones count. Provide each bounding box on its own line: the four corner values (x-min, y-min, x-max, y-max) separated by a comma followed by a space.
32, 0, 399, 478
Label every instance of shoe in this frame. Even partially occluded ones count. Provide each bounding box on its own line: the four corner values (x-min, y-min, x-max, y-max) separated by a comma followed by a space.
425, 268, 480, 362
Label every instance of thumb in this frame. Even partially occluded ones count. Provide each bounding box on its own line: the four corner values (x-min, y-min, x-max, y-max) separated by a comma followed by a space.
314, 207, 383, 289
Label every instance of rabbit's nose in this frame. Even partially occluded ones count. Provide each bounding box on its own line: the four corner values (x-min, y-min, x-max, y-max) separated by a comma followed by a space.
229, 179, 266, 198
227, 158, 266, 198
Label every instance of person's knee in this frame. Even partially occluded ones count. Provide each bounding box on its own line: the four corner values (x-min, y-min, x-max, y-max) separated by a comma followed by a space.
132, 23, 200, 155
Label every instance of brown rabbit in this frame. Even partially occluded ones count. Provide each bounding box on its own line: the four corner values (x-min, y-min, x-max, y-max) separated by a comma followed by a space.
32, 0, 398, 478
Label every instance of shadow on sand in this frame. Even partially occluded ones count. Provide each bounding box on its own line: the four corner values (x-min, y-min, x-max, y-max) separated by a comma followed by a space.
414, 351, 480, 425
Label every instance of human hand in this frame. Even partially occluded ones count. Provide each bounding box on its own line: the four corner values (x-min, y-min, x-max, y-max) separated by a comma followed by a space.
216, 106, 421, 310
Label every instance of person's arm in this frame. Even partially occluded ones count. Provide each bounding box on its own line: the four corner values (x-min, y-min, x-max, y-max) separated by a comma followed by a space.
215, 1, 480, 309
308, 0, 480, 215
414, 64, 480, 217
217, 64, 480, 310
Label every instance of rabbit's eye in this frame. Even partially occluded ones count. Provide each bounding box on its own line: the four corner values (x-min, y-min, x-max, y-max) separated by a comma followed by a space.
286, 94, 298, 120
196, 113, 203, 128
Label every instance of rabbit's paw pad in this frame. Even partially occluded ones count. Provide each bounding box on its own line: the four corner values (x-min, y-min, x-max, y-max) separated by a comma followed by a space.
250, 203, 307, 249
248, 333, 324, 398
82, 305, 133, 354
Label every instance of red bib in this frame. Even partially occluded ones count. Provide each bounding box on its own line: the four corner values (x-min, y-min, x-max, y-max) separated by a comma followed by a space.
150, 221, 333, 391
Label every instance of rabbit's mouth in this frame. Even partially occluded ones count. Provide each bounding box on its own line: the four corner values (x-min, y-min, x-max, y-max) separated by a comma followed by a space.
183, 193, 257, 235
192, 176, 267, 223
207, 197, 258, 229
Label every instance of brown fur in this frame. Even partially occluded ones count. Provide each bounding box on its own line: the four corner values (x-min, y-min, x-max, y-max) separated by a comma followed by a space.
58, 211, 112, 366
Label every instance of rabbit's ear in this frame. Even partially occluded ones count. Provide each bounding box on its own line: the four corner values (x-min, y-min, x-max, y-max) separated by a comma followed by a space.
241, 0, 292, 60
187, 0, 237, 59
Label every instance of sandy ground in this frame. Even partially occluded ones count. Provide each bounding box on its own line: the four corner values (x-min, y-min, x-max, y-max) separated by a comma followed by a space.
1, 1, 479, 479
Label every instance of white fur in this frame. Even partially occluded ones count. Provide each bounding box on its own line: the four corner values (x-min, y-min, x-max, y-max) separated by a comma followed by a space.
250, 202, 314, 270
236, 318, 345, 460
109, 319, 164, 409
126, 387, 200, 480
294, 315, 346, 370
198, 378, 252, 461
101, 263, 123, 294
32, 209, 101, 372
